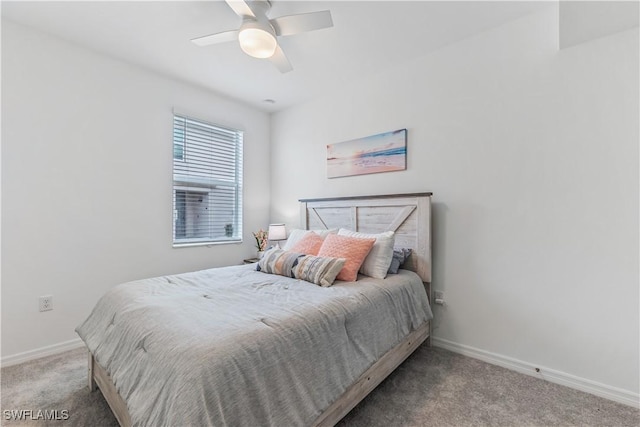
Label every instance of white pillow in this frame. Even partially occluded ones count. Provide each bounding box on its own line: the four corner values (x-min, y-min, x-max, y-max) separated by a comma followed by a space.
282, 228, 337, 251
337, 229, 395, 279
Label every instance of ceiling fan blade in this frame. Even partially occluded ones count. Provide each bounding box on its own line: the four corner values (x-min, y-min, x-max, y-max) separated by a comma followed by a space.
191, 30, 239, 47
269, 45, 293, 73
225, 0, 255, 18
271, 10, 333, 36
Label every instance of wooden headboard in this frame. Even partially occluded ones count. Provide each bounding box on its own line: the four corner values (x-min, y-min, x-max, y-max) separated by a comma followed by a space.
298, 193, 432, 284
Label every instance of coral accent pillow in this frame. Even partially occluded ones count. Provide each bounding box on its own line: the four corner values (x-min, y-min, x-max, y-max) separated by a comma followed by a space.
282, 228, 338, 251
288, 232, 324, 255
317, 234, 375, 282
338, 229, 395, 279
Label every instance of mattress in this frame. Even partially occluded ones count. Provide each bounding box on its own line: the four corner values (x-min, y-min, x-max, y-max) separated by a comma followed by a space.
76, 264, 433, 427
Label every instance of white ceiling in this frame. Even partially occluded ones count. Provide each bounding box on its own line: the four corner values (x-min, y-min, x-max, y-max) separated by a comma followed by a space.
2, 1, 553, 112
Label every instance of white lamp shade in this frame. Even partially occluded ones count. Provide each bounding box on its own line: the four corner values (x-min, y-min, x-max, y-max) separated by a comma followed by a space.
268, 224, 287, 241
239, 27, 277, 59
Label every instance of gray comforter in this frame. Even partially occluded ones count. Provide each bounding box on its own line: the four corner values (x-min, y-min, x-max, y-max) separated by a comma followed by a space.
76, 264, 432, 427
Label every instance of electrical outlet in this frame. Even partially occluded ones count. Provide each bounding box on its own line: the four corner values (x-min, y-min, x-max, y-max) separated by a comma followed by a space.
434, 291, 445, 305
39, 295, 53, 312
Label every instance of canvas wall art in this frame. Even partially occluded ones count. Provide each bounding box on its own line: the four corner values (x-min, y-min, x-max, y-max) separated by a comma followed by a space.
327, 129, 407, 178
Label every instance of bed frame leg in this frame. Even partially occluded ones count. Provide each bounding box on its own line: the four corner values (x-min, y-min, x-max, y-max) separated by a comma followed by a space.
88, 351, 97, 391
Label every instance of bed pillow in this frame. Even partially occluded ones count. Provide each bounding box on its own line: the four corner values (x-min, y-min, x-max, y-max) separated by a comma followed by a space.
292, 254, 346, 287
282, 228, 337, 251
387, 248, 413, 274
256, 248, 300, 277
317, 234, 375, 282
257, 248, 345, 287
288, 232, 325, 255
338, 229, 395, 279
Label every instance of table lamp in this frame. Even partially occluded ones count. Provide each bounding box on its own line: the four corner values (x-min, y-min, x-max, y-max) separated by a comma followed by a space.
268, 223, 287, 249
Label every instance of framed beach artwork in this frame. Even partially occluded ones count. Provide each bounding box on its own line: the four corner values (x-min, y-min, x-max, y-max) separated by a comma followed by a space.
327, 129, 407, 179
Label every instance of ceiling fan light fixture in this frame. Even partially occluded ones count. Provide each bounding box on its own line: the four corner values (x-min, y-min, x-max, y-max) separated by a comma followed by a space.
192, 0, 333, 73
239, 27, 277, 59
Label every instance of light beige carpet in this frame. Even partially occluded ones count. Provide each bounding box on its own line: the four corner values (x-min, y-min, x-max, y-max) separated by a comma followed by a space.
1, 344, 638, 426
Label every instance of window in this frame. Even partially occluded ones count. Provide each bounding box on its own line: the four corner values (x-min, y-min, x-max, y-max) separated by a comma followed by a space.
172, 114, 243, 246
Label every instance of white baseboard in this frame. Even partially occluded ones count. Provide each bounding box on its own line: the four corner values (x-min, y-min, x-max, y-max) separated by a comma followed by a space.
431, 337, 640, 409
1, 338, 85, 367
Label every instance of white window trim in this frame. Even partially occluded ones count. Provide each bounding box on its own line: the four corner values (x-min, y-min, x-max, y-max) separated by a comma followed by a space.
172, 114, 243, 247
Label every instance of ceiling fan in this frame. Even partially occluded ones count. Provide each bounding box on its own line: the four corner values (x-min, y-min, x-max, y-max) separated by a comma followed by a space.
191, 0, 333, 73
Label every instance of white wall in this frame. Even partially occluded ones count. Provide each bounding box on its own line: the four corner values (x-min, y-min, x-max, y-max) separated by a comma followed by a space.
1, 21, 271, 359
270, 7, 639, 401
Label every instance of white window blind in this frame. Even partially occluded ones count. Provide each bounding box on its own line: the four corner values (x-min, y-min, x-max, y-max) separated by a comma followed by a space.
173, 114, 243, 246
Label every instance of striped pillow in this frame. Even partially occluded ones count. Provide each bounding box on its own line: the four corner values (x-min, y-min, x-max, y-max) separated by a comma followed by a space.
257, 248, 299, 277
257, 248, 345, 287
292, 255, 346, 287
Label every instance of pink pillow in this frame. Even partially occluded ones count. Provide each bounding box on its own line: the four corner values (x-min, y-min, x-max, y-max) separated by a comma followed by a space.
317, 234, 375, 282
289, 232, 324, 255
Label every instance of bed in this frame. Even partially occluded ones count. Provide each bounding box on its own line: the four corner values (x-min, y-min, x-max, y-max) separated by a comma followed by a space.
77, 193, 433, 427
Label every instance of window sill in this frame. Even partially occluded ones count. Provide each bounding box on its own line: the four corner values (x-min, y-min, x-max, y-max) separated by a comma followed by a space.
173, 239, 242, 248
